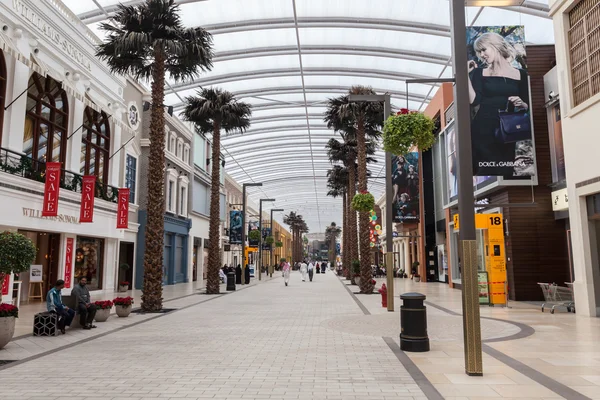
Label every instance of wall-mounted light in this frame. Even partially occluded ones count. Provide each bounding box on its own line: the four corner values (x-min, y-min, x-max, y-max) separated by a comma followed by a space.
221, 159, 226, 168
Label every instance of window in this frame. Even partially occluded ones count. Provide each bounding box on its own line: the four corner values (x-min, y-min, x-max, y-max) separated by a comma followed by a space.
192, 179, 209, 215
75, 236, 104, 290
168, 180, 174, 212
170, 134, 176, 154
180, 186, 186, 215
80, 107, 110, 183
0, 51, 6, 148
183, 144, 190, 164
23, 72, 69, 165
125, 154, 137, 203
194, 133, 206, 170
569, 0, 600, 106
177, 138, 183, 159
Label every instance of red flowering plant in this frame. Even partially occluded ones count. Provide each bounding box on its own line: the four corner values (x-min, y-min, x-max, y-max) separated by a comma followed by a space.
383, 108, 436, 156
352, 190, 375, 212
0, 303, 18, 318
94, 300, 113, 310
113, 296, 134, 307
371, 279, 376, 285
119, 281, 130, 287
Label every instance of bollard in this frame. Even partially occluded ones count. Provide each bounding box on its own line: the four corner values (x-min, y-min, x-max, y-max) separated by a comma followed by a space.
400, 292, 430, 352
226, 271, 236, 291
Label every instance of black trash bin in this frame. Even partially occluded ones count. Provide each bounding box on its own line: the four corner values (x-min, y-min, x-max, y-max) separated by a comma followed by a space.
226, 271, 236, 291
400, 292, 430, 352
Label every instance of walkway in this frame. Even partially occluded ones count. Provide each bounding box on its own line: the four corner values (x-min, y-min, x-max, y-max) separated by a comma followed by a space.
1, 272, 600, 400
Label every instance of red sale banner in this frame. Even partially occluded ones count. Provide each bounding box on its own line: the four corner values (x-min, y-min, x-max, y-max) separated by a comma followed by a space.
79, 176, 96, 223
117, 188, 130, 229
64, 238, 74, 289
1, 274, 10, 296
42, 162, 61, 216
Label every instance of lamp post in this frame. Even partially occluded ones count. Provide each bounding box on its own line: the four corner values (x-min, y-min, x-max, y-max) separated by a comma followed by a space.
348, 93, 393, 311
242, 183, 262, 285
450, 0, 483, 376
270, 208, 284, 277
258, 198, 275, 281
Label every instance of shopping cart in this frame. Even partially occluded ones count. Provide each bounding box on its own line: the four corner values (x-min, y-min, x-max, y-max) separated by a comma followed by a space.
537, 282, 575, 314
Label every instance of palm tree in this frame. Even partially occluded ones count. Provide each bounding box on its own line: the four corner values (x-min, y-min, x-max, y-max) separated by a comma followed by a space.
284, 212, 309, 264
183, 88, 251, 294
324, 87, 383, 293
324, 222, 341, 265
97, 0, 213, 311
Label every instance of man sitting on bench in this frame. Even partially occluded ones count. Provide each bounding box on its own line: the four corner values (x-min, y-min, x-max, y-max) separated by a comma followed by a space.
71, 277, 97, 330
46, 279, 75, 334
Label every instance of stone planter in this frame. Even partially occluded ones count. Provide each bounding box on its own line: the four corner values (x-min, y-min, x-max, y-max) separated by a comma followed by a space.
94, 308, 111, 322
414, 276, 421, 283
115, 305, 132, 318
355, 277, 361, 287
0, 316, 16, 349
118, 285, 128, 293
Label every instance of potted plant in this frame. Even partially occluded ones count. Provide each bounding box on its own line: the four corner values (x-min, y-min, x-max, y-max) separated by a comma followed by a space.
113, 296, 134, 317
248, 229, 261, 243
0, 304, 18, 349
265, 236, 275, 246
118, 281, 130, 292
412, 261, 420, 282
351, 190, 375, 212
398, 269, 404, 278
0, 231, 36, 348
414, 273, 421, 283
383, 108, 436, 156
93, 300, 113, 322
351, 259, 361, 286
371, 279, 377, 292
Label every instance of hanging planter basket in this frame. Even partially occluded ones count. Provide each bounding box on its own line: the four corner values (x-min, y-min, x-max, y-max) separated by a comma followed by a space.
248, 230, 261, 242
352, 191, 375, 213
275, 241, 283, 248
265, 236, 275, 245
383, 109, 436, 155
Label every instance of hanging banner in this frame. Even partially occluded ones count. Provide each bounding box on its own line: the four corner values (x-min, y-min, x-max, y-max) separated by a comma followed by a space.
391, 152, 420, 223
64, 238, 74, 288
1, 274, 9, 296
79, 176, 96, 223
229, 210, 242, 244
42, 162, 61, 216
262, 227, 272, 250
467, 26, 535, 178
116, 189, 130, 229
248, 220, 259, 248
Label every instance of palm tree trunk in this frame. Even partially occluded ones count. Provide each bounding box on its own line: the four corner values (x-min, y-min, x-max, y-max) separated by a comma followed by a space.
206, 122, 222, 294
356, 117, 373, 294
342, 191, 350, 279
141, 46, 167, 311
347, 162, 358, 264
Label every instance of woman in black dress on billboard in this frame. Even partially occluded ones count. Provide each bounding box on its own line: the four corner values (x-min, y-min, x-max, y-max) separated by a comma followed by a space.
467, 32, 530, 177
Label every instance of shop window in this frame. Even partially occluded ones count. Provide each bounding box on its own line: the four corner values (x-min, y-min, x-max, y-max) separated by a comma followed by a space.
80, 107, 110, 183
75, 237, 104, 290
23, 72, 69, 166
568, 0, 600, 106
0, 51, 6, 148
125, 154, 137, 203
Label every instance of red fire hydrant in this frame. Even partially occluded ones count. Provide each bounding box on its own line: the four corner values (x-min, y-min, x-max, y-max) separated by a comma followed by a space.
378, 283, 387, 308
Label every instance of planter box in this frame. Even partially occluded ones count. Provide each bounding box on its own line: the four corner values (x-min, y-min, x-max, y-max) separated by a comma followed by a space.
0, 316, 15, 348
95, 308, 111, 322
118, 286, 129, 293
115, 305, 132, 318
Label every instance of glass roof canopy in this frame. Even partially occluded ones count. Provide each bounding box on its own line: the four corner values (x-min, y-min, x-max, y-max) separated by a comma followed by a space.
63, 0, 553, 232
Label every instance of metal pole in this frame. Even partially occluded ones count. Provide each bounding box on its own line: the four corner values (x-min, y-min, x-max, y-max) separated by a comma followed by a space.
242, 185, 247, 285
259, 200, 262, 281
450, 0, 483, 376
383, 95, 395, 312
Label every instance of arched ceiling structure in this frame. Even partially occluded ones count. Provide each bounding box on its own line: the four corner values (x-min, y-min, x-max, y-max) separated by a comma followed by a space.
64, 0, 553, 232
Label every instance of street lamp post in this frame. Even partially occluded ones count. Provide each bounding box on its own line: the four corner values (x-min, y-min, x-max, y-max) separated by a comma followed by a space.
242, 183, 262, 285
270, 208, 284, 277
450, 0, 483, 376
348, 93, 393, 311
258, 198, 275, 281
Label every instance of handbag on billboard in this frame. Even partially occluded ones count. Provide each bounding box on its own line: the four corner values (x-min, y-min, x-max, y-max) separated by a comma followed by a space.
495, 101, 531, 143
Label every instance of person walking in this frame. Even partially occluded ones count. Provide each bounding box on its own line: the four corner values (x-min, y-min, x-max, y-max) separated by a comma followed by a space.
316, 262, 320, 274
308, 261, 315, 282
283, 261, 291, 286
235, 264, 242, 284
300, 261, 307, 282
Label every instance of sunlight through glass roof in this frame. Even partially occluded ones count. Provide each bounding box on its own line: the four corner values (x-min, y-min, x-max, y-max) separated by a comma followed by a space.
63, 0, 553, 231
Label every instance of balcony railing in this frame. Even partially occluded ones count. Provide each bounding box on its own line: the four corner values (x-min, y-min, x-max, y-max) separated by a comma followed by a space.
0, 147, 119, 203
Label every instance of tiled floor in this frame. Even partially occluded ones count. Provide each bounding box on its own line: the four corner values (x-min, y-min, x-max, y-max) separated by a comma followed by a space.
1, 271, 599, 400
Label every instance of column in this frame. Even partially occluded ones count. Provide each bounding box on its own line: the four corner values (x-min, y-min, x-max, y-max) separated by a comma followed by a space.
404, 239, 410, 274
4, 59, 30, 153
109, 123, 122, 187
66, 99, 85, 173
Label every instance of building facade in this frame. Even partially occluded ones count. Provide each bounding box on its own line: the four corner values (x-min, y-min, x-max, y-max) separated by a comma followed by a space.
550, 0, 600, 317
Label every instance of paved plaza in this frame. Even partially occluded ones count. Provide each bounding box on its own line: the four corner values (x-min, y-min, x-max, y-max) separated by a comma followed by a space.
1, 272, 600, 400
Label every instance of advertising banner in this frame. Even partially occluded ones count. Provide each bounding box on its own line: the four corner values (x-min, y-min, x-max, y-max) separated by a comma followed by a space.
79, 176, 96, 223
64, 238, 74, 288
116, 188, 130, 229
467, 26, 535, 178
391, 152, 419, 223
29, 265, 43, 283
248, 220, 259, 248
1, 273, 10, 296
262, 227, 271, 250
229, 210, 242, 244
42, 162, 61, 216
